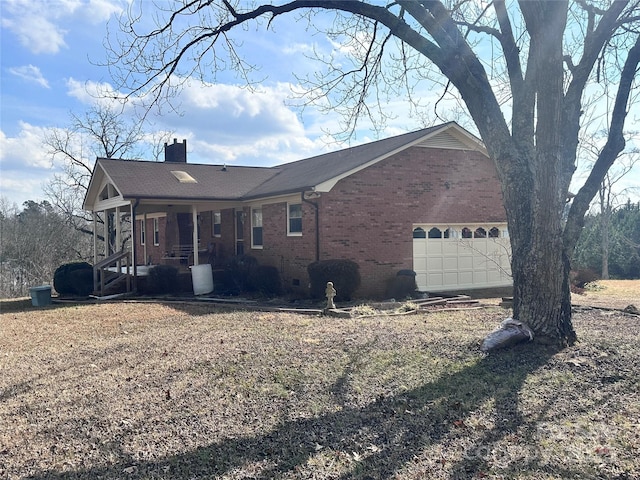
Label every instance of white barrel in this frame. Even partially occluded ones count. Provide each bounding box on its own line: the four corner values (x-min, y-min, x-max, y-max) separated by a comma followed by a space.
190, 264, 214, 295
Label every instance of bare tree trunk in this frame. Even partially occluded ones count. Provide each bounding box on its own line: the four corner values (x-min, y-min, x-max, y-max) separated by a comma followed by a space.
599, 184, 611, 279
601, 217, 610, 279
511, 229, 576, 346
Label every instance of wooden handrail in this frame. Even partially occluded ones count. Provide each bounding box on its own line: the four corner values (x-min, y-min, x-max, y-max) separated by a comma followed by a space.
93, 250, 132, 297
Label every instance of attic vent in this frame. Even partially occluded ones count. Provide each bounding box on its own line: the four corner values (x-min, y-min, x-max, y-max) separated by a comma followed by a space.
418, 131, 466, 150
170, 170, 197, 183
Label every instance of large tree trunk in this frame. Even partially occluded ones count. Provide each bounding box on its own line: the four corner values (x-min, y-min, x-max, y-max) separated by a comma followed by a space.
510, 224, 576, 346
505, 2, 576, 347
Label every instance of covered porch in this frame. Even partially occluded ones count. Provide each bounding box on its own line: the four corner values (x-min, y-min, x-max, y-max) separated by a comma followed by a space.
84, 185, 240, 297
82, 141, 272, 297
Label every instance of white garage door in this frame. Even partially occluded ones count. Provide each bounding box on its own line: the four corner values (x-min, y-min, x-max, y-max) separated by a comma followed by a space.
413, 224, 512, 292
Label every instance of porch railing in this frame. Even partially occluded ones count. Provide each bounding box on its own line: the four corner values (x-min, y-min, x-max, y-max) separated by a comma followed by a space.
93, 250, 132, 297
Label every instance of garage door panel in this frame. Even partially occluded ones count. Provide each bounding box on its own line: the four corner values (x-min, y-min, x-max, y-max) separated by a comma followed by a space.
429, 242, 443, 254
473, 256, 490, 268
413, 240, 428, 255
458, 256, 473, 269
472, 242, 488, 254
413, 258, 427, 272
414, 224, 512, 291
473, 271, 488, 283
443, 256, 459, 270
443, 272, 459, 285
458, 271, 474, 285
427, 273, 444, 287
442, 243, 458, 255
427, 257, 443, 270
487, 270, 502, 283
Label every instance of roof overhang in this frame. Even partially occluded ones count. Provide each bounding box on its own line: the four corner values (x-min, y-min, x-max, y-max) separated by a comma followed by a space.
314, 122, 487, 193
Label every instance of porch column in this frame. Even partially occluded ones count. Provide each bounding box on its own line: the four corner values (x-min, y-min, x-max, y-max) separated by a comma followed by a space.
130, 202, 137, 291
115, 206, 121, 252
192, 205, 199, 265
104, 209, 109, 258
142, 213, 148, 265
93, 212, 98, 264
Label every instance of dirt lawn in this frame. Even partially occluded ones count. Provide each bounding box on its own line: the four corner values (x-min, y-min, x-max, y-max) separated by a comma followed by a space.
0, 280, 638, 479
569, 279, 639, 310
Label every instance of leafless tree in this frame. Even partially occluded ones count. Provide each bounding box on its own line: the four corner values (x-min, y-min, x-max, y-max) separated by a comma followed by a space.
104, 0, 640, 346
43, 104, 173, 252
0, 200, 92, 298
594, 149, 639, 278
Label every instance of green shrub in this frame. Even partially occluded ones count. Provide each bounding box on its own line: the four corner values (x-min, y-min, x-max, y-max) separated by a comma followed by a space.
570, 269, 599, 288
53, 262, 93, 297
146, 265, 178, 294
224, 255, 259, 292
250, 265, 283, 296
307, 259, 361, 301
387, 269, 418, 300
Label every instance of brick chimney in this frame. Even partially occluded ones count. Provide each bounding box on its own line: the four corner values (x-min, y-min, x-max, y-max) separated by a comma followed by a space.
164, 138, 187, 163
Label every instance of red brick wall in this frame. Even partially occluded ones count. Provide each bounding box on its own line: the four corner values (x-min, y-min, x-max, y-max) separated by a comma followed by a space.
142, 147, 506, 299
134, 216, 167, 265
248, 201, 318, 293
251, 147, 506, 298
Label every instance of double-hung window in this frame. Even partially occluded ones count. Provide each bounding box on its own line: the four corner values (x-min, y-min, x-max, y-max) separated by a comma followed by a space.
140, 219, 146, 245
251, 208, 263, 248
212, 212, 221, 236
288, 203, 302, 235
153, 218, 160, 246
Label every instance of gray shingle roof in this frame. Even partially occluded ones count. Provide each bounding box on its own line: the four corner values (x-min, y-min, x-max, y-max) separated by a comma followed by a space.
95, 159, 278, 201
89, 122, 472, 205
244, 124, 447, 198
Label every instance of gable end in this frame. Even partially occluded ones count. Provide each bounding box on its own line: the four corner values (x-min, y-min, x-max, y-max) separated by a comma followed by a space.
416, 130, 486, 154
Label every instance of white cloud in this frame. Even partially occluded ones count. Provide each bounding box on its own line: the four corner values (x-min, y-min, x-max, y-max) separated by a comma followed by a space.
83, 0, 124, 24
282, 42, 316, 56
8, 65, 50, 88
65, 78, 129, 109
0, 122, 51, 169
1, 0, 124, 54
1, 13, 67, 54
0, 124, 56, 206
173, 81, 304, 141
138, 79, 340, 166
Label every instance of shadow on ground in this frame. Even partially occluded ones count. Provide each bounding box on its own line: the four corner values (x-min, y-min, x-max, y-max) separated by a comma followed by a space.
26, 343, 563, 480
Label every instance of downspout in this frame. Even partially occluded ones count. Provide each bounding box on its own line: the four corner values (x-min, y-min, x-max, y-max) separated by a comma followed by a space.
302, 192, 320, 262
191, 205, 199, 265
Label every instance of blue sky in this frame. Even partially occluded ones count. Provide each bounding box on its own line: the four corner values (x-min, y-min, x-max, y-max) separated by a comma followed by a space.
1, 0, 638, 209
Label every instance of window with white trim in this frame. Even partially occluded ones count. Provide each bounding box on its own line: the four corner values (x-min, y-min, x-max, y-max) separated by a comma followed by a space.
251, 208, 263, 248
153, 218, 160, 246
212, 212, 221, 236
140, 219, 146, 245
288, 203, 302, 235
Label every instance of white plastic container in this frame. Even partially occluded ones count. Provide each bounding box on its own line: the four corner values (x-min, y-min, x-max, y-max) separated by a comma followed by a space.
190, 264, 213, 295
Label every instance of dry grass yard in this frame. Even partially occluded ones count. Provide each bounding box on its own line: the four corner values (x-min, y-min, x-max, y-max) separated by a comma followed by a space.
1, 280, 638, 479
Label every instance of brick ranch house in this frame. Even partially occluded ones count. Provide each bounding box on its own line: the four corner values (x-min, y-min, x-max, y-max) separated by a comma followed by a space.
83, 122, 512, 298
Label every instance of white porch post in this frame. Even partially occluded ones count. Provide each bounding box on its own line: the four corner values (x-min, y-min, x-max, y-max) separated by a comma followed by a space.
142, 213, 148, 265
104, 209, 109, 258
93, 212, 98, 264
192, 205, 199, 265
115, 206, 121, 252
130, 202, 136, 290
